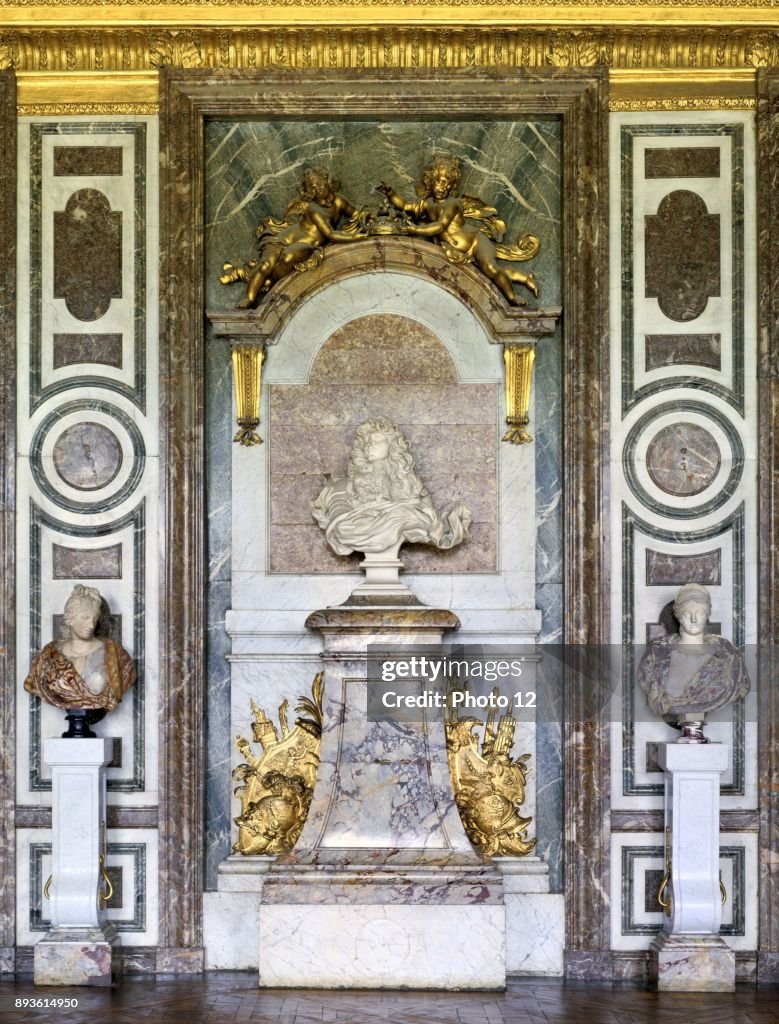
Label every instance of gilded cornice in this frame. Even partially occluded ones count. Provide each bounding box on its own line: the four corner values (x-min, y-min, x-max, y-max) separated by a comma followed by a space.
3, 24, 768, 110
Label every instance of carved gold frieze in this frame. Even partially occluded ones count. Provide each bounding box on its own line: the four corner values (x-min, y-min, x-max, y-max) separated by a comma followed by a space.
232, 672, 323, 856
0, 27, 775, 77
445, 683, 536, 858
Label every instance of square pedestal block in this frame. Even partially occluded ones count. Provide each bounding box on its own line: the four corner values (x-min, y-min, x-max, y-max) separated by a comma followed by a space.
33, 926, 119, 986
648, 933, 735, 992
259, 903, 505, 989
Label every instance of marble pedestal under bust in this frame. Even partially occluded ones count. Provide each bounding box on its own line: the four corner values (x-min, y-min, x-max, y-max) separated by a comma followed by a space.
648, 742, 735, 992
34, 739, 119, 986
257, 602, 506, 989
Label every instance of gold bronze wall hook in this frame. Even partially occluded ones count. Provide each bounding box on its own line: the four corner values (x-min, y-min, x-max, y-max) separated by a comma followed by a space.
99, 820, 113, 910
43, 875, 53, 901
720, 875, 727, 905
231, 344, 265, 447
503, 344, 536, 445
657, 825, 672, 917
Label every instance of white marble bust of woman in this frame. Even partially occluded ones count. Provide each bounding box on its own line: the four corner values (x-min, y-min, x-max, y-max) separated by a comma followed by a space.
638, 583, 750, 726
311, 417, 471, 558
24, 585, 136, 712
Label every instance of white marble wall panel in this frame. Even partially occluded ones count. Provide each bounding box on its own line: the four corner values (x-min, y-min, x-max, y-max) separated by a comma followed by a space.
608, 111, 758, 958
15, 117, 160, 944
504, 892, 564, 975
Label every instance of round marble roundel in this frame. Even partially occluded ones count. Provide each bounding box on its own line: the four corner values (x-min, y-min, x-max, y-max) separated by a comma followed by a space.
53, 422, 123, 491
646, 422, 721, 497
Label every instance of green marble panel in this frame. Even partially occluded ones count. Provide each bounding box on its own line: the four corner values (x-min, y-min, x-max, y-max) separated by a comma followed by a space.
205, 118, 561, 309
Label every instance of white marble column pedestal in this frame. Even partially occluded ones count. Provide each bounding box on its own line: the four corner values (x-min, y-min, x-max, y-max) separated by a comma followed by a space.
34, 738, 118, 986
648, 742, 734, 992
258, 602, 506, 990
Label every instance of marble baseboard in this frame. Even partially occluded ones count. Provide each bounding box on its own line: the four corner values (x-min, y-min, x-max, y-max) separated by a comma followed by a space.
648, 933, 735, 992
505, 893, 564, 976
757, 951, 779, 984
0, 947, 15, 973
259, 903, 505, 989
117, 947, 156, 975
611, 951, 649, 981
154, 947, 204, 974
33, 926, 119, 987
564, 951, 613, 981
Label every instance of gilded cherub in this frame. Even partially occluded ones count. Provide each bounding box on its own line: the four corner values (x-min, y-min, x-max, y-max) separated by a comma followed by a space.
376, 155, 540, 305
220, 166, 367, 308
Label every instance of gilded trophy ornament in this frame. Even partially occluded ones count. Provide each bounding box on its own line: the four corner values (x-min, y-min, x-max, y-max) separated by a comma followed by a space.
445, 684, 536, 857
232, 672, 324, 856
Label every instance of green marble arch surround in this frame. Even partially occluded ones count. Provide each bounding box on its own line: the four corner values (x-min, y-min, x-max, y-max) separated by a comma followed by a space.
160, 67, 608, 978
204, 116, 564, 889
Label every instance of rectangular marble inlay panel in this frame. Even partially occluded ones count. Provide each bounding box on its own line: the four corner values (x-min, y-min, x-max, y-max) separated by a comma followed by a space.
52, 333, 123, 369
644, 147, 721, 178
53, 146, 123, 177
645, 334, 721, 372
645, 549, 722, 586
269, 313, 499, 574
52, 543, 122, 579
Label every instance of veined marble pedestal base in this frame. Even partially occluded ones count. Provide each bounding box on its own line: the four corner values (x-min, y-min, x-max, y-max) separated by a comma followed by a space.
34, 925, 118, 987
648, 934, 735, 992
258, 600, 507, 990
260, 855, 504, 989
648, 742, 734, 992
34, 738, 116, 986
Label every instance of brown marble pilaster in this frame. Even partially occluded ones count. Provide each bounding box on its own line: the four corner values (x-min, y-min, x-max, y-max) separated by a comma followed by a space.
0, 69, 16, 975
560, 72, 611, 976
756, 68, 779, 986
158, 68, 206, 971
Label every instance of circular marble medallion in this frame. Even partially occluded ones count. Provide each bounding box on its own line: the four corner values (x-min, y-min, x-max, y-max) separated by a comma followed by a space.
646, 422, 721, 496
53, 422, 123, 491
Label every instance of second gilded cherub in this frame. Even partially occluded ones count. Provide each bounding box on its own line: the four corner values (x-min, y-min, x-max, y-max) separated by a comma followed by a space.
376, 155, 541, 306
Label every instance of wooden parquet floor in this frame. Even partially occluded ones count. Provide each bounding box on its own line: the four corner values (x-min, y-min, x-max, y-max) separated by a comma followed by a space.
1, 974, 778, 1024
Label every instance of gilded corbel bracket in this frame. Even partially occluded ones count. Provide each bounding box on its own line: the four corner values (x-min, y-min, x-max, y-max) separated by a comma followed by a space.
231, 343, 265, 447
486, 307, 559, 447
503, 343, 536, 446
207, 312, 274, 449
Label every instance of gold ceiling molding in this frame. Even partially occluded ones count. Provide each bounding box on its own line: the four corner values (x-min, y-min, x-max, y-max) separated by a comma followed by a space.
6, 27, 764, 109
2, 0, 779, 20
1, 26, 777, 72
